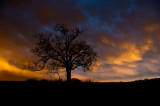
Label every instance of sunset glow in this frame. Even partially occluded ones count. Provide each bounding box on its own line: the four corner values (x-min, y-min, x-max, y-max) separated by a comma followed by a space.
0, 0, 160, 82
0, 56, 48, 81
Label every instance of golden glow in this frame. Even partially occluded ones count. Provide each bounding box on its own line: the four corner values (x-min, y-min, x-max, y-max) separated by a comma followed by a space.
106, 40, 152, 65
112, 66, 137, 76
107, 43, 141, 65
0, 56, 47, 81
0, 0, 160, 82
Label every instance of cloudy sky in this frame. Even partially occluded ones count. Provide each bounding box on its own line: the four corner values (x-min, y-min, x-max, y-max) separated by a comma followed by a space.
0, 0, 160, 82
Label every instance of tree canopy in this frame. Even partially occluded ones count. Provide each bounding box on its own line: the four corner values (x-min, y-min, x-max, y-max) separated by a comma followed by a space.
26, 24, 97, 82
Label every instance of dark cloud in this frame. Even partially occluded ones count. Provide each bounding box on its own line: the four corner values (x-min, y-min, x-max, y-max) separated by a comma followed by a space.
0, 0, 87, 63
0, 0, 160, 81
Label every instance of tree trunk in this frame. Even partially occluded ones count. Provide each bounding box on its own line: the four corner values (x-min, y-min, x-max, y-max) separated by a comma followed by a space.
67, 69, 71, 82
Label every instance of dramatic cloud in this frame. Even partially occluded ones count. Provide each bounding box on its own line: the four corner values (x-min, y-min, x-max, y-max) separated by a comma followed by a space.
0, 56, 49, 81
0, 0, 160, 81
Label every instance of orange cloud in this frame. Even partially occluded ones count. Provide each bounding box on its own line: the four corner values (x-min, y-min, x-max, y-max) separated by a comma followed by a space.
0, 0, 160, 82
0, 55, 48, 81
145, 23, 159, 32
101, 36, 115, 47
112, 66, 137, 76
106, 39, 153, 66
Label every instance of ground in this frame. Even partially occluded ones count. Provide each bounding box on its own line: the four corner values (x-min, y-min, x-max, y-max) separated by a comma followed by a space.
0, 78, 160, 89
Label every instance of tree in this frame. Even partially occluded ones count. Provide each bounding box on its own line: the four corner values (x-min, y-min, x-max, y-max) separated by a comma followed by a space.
26, 24, 97, 82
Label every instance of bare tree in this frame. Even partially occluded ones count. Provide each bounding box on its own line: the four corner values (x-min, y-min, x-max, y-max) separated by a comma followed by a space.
26, 24, 97, 82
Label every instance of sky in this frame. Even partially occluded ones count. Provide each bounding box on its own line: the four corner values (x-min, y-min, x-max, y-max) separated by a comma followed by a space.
0, 0, 160, 82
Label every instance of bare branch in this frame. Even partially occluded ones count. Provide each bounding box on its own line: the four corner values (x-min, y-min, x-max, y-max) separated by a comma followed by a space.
27, 24, 97, 82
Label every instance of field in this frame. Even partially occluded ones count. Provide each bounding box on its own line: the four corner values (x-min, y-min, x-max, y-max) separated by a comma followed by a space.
0, 78, 160, 89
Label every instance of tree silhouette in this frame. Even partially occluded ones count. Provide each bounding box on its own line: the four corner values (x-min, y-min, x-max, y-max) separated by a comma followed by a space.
26, 24, 97, 82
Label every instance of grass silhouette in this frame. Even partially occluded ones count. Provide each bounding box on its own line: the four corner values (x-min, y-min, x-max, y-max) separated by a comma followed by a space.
0, 78, 160, 89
